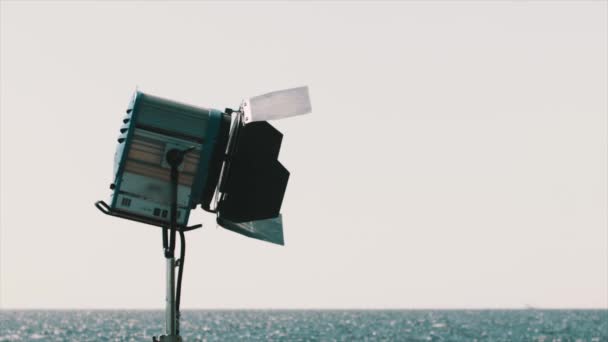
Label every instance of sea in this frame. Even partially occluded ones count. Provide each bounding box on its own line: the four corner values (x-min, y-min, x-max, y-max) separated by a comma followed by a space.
1, 310, 606, 341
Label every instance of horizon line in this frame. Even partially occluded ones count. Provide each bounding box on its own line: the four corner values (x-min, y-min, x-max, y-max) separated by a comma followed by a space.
2, 307, 607, 311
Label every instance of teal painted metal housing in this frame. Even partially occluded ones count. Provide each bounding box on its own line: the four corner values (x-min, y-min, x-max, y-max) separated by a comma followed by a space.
110, 91, 224, 226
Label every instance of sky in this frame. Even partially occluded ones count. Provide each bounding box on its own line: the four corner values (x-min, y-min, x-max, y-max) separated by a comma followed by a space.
1, 1, 606, 309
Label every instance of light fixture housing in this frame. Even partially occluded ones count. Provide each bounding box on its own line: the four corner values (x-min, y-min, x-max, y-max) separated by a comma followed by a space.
99, 86, 311, 245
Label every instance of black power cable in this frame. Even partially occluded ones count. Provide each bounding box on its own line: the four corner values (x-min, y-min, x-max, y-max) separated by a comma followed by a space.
175, 229, 186, 334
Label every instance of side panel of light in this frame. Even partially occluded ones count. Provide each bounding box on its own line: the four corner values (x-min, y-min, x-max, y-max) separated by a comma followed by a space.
242, 86, 311, 123
217, 215, 284, 246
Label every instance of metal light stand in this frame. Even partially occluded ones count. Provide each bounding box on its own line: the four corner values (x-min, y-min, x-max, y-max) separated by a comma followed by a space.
153, 147, 194, 342
95, 156, 202, 342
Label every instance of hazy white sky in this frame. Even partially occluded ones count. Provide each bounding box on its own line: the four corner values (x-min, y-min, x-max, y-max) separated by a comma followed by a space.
1, 1, 606, 309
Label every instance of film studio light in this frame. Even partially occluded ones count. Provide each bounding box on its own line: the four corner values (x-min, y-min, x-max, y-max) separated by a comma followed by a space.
95, 86, 312, 341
